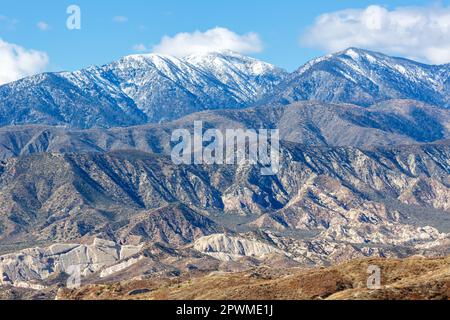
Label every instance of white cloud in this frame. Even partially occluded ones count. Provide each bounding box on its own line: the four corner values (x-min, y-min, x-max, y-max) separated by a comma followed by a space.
152, 27, 263, 57
132, 43, 147, 52
113, 16, 128, 23
0, 39, 49, 85
302, 5, 450, 64
37, 21, 50, 31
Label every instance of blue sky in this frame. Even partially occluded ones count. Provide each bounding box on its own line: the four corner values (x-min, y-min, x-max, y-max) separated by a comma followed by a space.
1, 0, 450, 82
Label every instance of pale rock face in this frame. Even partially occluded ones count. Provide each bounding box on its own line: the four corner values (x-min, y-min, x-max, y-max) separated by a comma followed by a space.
254, 230, 448, 267
99, 256, 145, 278
320, 216, 447, 245
0, 238, 143, 287
193, 234, 285, 262
192, 232, 411, 267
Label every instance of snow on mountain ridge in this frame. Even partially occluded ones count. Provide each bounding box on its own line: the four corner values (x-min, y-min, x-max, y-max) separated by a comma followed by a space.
0, 48, 449, 128
98, 50, 288, 121
268, 47, 450, 108
328, 48, 443, 84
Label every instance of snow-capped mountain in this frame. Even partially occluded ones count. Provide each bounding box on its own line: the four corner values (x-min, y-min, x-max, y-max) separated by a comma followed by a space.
0, 51, 287, 128
0, 48, 449, 129
0, 71, 148, 129
266, 48, 450, 108
103, 50, 287, 123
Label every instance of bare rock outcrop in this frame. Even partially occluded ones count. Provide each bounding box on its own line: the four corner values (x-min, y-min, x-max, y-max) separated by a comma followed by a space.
0, 238, 142, 288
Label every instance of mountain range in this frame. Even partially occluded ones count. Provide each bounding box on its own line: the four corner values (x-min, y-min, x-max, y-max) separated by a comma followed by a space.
0, 48, 449, 298
0, 50, 286, 128
0, 48, 449, 129
265, 48, 450, 108
0, 99, 448, 161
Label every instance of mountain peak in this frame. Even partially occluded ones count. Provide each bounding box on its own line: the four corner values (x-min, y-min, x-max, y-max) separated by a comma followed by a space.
340, 47, 371, 59
270, 48, 450, 108
121, 52, 183, 64
184, 50, 284, 77
123, 50, 248, 63
119, 50, 282, 76
185, 49, 244, 58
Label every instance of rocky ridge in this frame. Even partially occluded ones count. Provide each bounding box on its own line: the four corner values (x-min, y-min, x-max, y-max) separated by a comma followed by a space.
0, 141, 448, 288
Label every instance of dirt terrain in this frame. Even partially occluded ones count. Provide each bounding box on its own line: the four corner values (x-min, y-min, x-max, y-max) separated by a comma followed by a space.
56, 255, 450, 300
